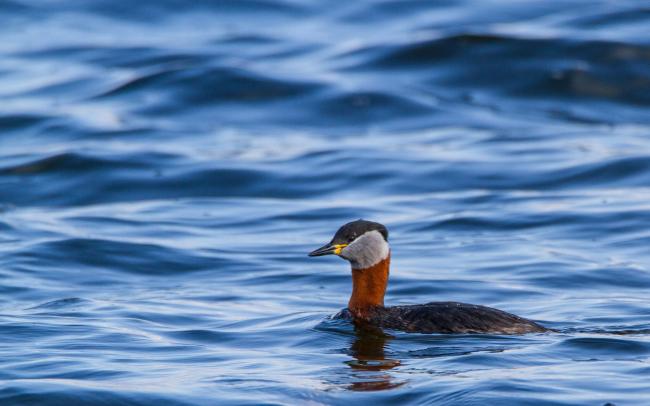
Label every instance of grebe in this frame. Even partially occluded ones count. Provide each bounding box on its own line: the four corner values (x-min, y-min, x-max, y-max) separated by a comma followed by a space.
309, 220, 547, 334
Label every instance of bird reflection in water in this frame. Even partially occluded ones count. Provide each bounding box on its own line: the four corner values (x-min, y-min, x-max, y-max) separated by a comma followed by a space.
344, 325, 405, 391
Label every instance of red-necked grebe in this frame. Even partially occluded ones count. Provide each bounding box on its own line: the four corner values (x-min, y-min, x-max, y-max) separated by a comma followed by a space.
309, 219, 547, 334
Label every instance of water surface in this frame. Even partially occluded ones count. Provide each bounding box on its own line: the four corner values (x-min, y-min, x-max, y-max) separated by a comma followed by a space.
1, 1, 650, 404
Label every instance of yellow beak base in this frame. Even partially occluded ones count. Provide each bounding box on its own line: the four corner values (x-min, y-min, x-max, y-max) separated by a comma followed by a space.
333, 244, 348, 255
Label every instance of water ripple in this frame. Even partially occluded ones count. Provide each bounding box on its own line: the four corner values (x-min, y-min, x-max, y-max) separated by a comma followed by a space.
1, 0, 650, 405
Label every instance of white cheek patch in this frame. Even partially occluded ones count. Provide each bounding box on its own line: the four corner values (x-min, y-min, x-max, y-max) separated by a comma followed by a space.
341, 230, 389, 269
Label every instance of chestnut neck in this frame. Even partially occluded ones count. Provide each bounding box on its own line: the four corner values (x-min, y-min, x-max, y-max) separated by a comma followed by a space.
348, 253, 390, 318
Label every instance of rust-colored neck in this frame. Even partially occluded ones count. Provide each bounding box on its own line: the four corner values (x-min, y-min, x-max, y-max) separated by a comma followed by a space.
348, 254, 390, 319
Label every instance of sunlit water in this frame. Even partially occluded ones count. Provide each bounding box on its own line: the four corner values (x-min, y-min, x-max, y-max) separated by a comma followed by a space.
1, 1, 650, 404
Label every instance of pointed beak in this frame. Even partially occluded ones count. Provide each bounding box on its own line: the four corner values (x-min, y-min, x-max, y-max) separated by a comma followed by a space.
308, 243, 348, 257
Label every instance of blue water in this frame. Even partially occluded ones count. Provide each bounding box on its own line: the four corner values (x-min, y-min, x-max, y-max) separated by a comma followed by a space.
1, 1, 650, 404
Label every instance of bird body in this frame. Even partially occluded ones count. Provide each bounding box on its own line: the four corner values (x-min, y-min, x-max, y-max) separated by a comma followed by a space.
309, 220, 547, 334
334, 302, 546, 334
